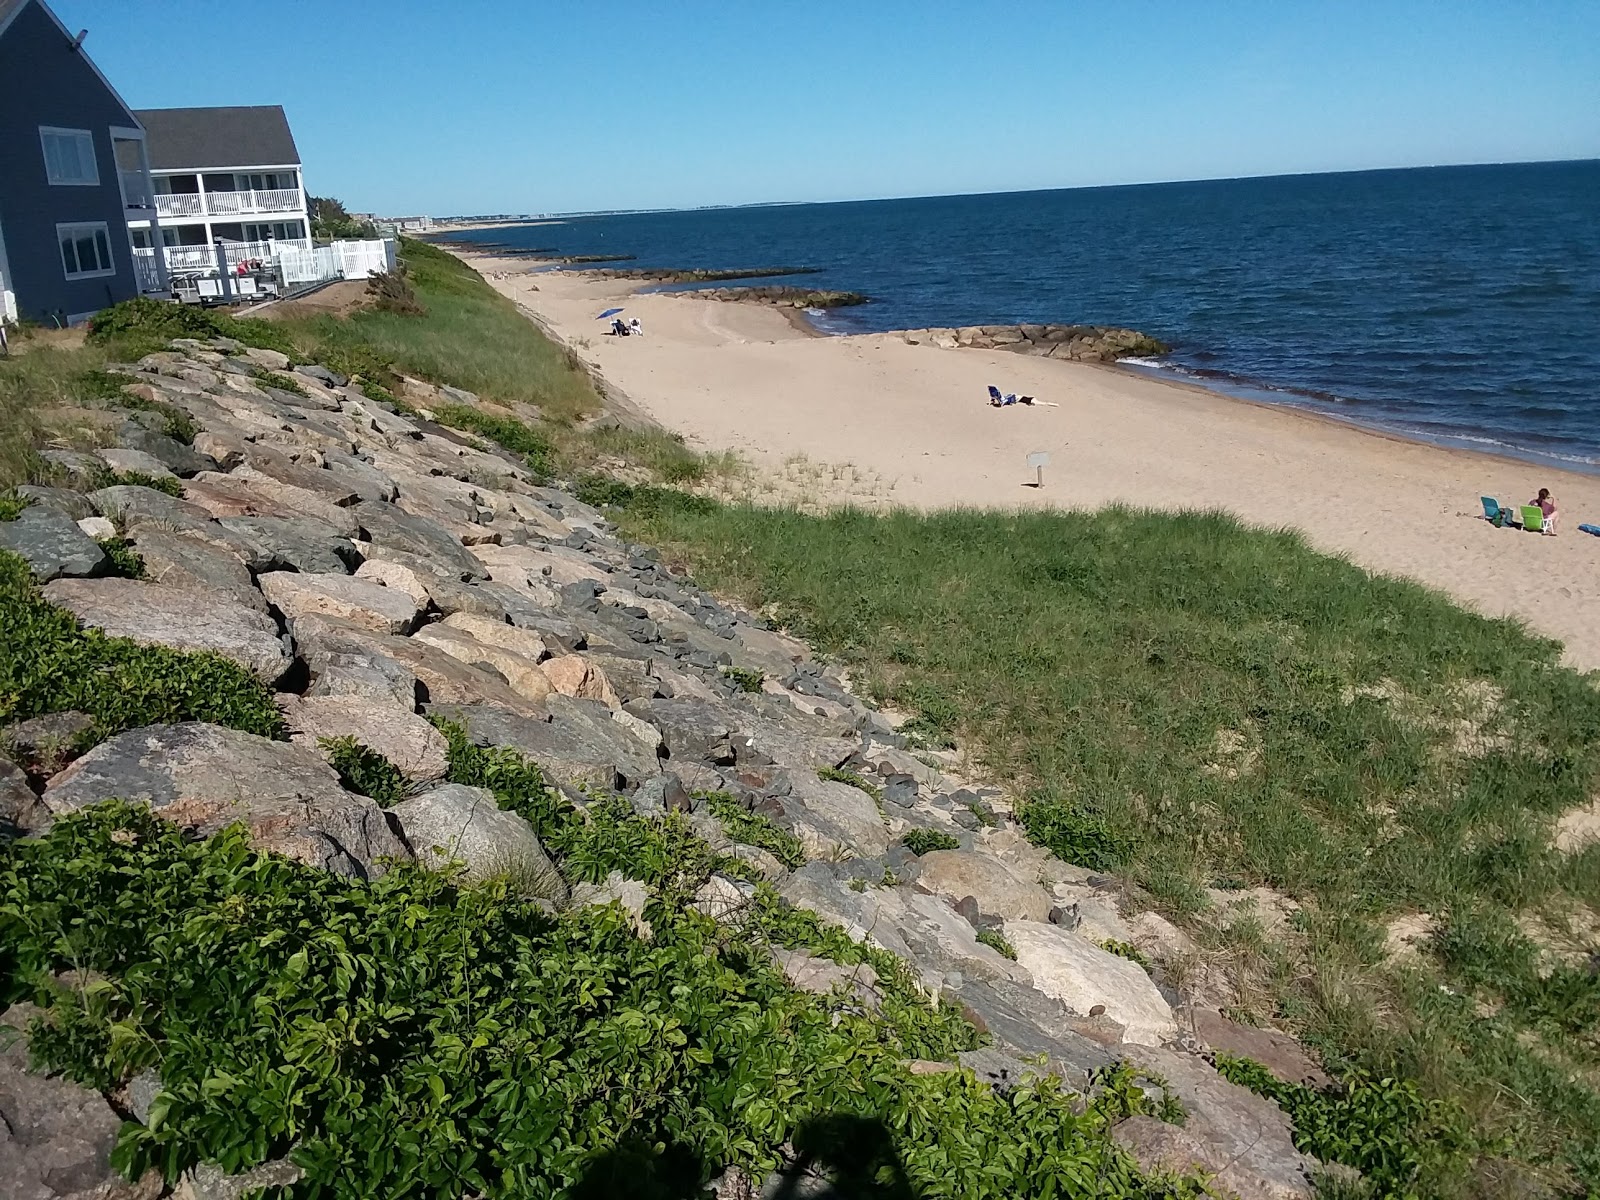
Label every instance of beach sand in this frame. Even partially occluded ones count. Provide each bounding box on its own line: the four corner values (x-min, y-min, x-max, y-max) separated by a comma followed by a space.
459, 251, 1600, 671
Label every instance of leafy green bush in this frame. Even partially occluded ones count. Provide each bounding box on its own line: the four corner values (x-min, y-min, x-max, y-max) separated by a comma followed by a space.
95, 537, 145, 580
1215, 1054, 1477, 1193
572, 475, 718, 517
1099, 939, 1152, 972
720, 665, 764, 693
0, 803, 1185, 1199
975, 929, 1016, 960
252, 370, 306, 397
0, 490, 30, 521
818, 766, 882, 800
700, 792, 806, 869
1019, 799, 1132, 873
430, 404, 556, 480
87, 297, 295, 357
901, 829, 960, 855
317, 737, 406, 806
0, 549, 282, 743
91, 468, 183, 497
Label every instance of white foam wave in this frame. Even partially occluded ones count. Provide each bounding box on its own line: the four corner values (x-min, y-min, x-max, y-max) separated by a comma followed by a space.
1118, 356, 1168, 369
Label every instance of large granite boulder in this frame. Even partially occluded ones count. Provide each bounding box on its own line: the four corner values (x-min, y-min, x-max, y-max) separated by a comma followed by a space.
0, 506, 109, 582
217, 515, 360, 574
1115, 1045, 1320, 1200
429, 698, 658, 792
780, 771, 889, 860
0, 1004, 163, 1200
911, 850, 1052, 922
1003, 920, 1176, 1046
352, 501, 485, 578
389, 783, 567, 901
278, 694, 448, 785
43, 723, 410, 878
41, 578, 291, 683
411, 624, 553, 704
259, 570, 422, 635
126, 529, 267, 612
624, 697, 735, 765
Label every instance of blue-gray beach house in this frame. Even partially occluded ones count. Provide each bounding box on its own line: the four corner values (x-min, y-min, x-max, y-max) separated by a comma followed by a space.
0, 0, 167, 326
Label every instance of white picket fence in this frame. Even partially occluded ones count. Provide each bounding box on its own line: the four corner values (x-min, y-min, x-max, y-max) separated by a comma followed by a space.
133, 237, 397, 291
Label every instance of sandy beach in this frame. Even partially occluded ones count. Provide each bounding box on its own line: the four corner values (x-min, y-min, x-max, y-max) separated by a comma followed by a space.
457, 251, 1600, 671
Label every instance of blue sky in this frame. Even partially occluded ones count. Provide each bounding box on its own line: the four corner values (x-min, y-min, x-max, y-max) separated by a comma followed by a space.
60, 0, 1600, 216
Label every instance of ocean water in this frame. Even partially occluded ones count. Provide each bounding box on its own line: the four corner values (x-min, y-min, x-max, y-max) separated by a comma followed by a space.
440, 162, 1600, 469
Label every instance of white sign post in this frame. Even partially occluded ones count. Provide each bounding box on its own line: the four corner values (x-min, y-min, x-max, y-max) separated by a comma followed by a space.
1026, 450, 1050, 488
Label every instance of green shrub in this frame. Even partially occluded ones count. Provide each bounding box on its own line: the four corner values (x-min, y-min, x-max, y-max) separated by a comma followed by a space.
572, 475, 718, 517
1099, 939, 1151, 972
252, 370, 306, 397
901, 829, 960, 855
366, 269, 425, 317
95, 537, 144, 580
90, 468, 183, 497
720, 665, 764, 693
1019, 799, 1132, 873
430, 404, 556, 480
700, 792, 806, 869
0, 549, 281, 743
818, 766, 881, 800
317, 737, 406, 806
0, 491, 30, 521
0, 803, 1186, 1199
1215, 1054, 1478, 1194
975, 929, 1016, 960
87, 297, 295, 357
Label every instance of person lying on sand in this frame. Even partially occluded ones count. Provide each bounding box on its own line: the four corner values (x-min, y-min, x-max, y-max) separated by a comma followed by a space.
986, 385, 1035, 407
1531, 487, 1559, 535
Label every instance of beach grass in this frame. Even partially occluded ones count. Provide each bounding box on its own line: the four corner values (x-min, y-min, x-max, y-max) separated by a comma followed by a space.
274, 238, 601, 423
613, 497, 1600, 1196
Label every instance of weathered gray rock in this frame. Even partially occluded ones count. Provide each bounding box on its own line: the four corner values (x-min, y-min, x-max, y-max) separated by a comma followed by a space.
41, 577, 291, 682
0, 1003, 163, 1200
116, 424, 216, 477
428, 698, 657, 791
126, 529, 266, 612
217, 515, 360, 574
569, 870, 652, 940
1, 711, 95, 781
0, 760, 51, 839
44, 723, 410, 878
95, 447, 176, 479
1003, 920, 1176, 1045
259, 570, 421, 635
170, 1156, 305, 1200
773, 948, 882, 1009
1182, 1007, 1331, 1089
390, 783, 567, 901
1116, 1045, 1320, 1200
0, 506, 109, 582
279, 694, 448, 784
781, 771, 889, 860
913, 850, 1052, 922
624, 697, 734, 764
692, 873, 753, 921
352, 501, 485, 578
14, 486, 93, 520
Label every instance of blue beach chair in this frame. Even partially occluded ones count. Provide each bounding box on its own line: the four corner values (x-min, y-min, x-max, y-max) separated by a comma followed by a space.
1480, 497, 1507, 527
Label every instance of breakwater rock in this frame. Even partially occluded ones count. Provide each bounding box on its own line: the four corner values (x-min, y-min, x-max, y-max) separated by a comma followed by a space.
906, 324, 1169, 363
586, 266, 823, 284
676, 285, 869, 309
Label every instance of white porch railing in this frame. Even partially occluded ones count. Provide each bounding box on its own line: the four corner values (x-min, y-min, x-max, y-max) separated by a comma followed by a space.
133, 237, 397, 291
154, 193, 203, 218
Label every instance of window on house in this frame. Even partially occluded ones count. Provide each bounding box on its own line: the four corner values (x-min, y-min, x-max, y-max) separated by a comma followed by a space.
58, 223, 115, 278
40, 128, 99, 186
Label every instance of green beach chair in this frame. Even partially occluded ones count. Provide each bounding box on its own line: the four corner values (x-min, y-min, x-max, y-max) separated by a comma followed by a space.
1521, 505, 1544, 533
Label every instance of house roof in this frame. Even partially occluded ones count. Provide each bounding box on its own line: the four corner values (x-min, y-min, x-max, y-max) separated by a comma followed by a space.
132, 105, 301, 171
0, 0, 29, 36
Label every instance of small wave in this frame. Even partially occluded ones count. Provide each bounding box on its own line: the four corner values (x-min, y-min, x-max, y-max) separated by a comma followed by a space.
1118, 356, 1168, 369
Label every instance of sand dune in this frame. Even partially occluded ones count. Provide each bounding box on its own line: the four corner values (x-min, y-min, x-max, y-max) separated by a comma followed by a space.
461, 252, 1600, 671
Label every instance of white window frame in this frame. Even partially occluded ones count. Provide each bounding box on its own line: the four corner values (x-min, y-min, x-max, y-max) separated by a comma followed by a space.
39, 126, 100, 186
57, 222, 117, 280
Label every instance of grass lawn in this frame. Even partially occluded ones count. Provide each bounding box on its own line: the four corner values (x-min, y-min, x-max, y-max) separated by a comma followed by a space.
614, 497, 1600, 1197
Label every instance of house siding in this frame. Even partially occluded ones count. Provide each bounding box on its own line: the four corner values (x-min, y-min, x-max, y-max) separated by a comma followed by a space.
0, 1, 140, 322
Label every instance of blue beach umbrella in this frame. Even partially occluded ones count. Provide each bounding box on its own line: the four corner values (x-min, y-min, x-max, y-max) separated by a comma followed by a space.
596, 307, 624, 320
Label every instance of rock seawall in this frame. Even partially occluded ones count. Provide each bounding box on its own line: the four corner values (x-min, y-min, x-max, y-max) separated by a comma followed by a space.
906, 324, 1169, 363
672, 285, 869, 309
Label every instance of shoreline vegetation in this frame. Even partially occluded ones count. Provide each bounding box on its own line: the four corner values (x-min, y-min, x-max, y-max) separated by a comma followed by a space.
2, 238, 1597, 1196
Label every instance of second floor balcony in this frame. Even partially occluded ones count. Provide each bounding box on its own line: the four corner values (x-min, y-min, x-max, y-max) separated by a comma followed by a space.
136, 174, 305, 222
